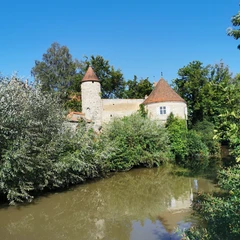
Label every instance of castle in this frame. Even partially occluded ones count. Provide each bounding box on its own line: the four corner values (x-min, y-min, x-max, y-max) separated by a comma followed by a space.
68, 66, 187, 131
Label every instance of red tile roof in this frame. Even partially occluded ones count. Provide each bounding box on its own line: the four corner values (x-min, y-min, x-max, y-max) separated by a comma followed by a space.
143, 78, 185, 105
67, 112, 85, 122
82, 66, 100, 82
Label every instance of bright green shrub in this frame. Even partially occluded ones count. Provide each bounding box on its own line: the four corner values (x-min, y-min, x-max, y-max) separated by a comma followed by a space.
166, 114, 210, 170
101, 113, 171, 171
166, 113, 188, 162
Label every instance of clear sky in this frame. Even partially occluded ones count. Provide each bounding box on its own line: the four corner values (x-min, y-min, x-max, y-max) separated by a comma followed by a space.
0, 0, 239, 84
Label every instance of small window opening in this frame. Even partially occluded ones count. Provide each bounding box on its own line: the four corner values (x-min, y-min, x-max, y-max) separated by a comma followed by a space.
160, 106, 166, 115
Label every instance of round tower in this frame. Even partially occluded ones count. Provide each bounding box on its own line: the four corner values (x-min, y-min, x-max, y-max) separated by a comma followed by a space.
81, 66, 102, 130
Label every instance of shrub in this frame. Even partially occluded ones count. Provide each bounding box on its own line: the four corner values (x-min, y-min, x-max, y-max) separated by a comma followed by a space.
47, 124, 114, 188
101, 113, 171, 171
193, 120, 221, 158
185, 130, 209, 170
166, 113, 188, 162
0, 76, 112, 204
183, 165, 240, 240
0, 76, 65, 203
166, 114, 210, 171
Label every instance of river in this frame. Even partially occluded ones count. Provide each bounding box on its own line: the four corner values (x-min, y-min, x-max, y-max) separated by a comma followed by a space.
0, 167, 217, 240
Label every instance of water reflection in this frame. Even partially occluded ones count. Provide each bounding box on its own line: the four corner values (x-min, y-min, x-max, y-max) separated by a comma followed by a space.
0, 167, 217, 240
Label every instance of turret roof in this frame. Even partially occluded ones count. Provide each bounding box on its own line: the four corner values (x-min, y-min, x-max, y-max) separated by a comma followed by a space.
143, 78, 185, 105
82, 66, 100, 82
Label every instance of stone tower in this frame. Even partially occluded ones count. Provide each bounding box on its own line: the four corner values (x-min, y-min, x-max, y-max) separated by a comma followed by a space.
81, 66, 102, 131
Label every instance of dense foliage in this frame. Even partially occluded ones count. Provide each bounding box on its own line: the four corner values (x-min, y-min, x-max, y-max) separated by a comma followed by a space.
173, 61, 233, 128
183, 165, 240, 240
0, 76, 112, 204
0, 76, 63, 203
101, 114, 171, 171
166, 113, 188, 162
31, 43, 155, 111
31, 42, 77, 97
0, 77, 174, 204
192, 120, 220, 157
227, 7, 240, 49
80, 55, 125, 98
124, 75, 153, 98
166, 114, 221, 171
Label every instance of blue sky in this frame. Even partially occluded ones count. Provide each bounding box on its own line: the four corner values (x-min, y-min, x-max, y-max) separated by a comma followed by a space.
0, 0, 239, 84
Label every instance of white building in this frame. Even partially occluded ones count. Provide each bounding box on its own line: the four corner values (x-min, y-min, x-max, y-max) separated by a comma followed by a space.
68, 66, 187, 130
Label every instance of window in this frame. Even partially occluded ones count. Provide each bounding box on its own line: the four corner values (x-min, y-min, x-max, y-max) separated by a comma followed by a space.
160, 106, 166, 115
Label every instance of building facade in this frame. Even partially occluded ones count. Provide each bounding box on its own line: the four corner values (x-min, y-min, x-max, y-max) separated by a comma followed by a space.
79, 66, 187, 131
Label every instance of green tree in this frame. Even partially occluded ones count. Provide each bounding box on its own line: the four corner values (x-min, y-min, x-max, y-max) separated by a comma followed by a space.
0, 75, 64, 203
227, 6, 240, 49
166, 113, 188, 162
173, 61, 209, 127
193, 120, 221, 157
31, 42, 77, 99
81, 55, 125, 98
124, 75, 153, 98
173, 61, 233, 128
201, 62, 232, 126
0, 75, 113, 204
215, 75, 240, 163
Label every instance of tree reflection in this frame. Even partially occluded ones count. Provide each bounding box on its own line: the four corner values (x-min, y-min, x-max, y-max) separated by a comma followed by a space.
0, 167, 217, 240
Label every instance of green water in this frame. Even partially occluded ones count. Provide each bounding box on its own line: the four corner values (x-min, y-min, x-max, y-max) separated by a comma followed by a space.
0, 167, 217, 240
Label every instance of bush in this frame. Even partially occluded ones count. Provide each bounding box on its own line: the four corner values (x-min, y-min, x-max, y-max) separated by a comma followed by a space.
0, 76, 112, 204
193, 120, 221, 158
166, 114, 209, 170
101, 113, 171, 171
0, 77, 65, 203
184, 165, 240, 240
185, 130, 209, 170
166, 113, 188, 162
47, 124, 113, 188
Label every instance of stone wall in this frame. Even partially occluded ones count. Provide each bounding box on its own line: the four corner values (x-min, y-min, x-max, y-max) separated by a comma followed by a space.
102, 99, 144, 123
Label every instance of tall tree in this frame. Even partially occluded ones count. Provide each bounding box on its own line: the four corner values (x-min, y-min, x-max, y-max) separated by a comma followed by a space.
124, 75, 153, 98
172, 61, 209, 127
173, 61, 233, 128
202, 62, 232, 124
215, 73, 240, 162
227, 7, 240, 49
80, 55, 125, 98
31, 42, 77, 98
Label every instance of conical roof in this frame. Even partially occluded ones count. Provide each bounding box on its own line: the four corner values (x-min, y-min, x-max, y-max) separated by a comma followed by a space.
143, 78, 185, 105
82, 66, 100, 82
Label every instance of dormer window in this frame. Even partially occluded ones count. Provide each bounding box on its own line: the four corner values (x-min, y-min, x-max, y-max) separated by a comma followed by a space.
160, 106, 166, 115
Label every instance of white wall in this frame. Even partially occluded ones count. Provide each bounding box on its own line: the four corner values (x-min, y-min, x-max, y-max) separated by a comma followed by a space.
145, 101, 187, 122
102, 99, 144, 123
81, 81, 102, 130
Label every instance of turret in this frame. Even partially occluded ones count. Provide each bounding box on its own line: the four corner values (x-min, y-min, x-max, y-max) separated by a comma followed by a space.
81, 66, 102, 131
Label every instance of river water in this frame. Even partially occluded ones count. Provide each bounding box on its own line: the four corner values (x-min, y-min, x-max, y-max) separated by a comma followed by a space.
0, 167, 217, 240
